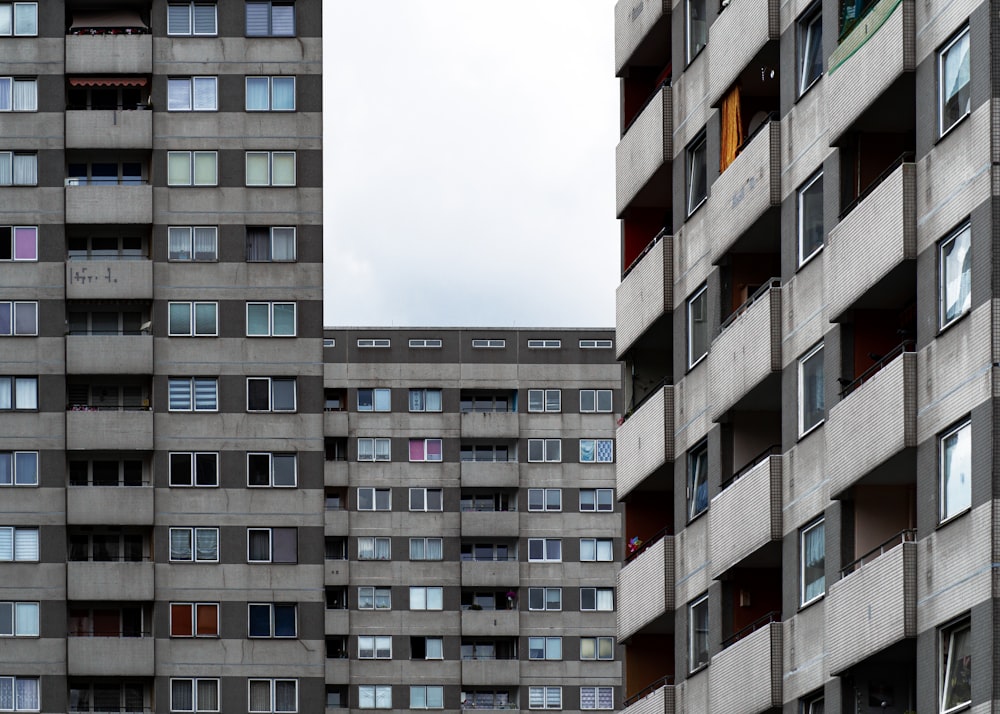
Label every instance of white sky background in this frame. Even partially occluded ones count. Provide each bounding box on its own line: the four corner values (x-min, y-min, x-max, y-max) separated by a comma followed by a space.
322, 1, 620, 327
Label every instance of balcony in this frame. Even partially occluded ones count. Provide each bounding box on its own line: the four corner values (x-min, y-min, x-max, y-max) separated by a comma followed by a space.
618, 535, 673, 640
66, 259, 153, 300
67, 561, 154, 600
461, 609, 519, 637
325, 658, 349, 682
67, 486, 153, 526
614, 0, 670, 74
623, 679, 675, 714
461, 510, 519, 538
324, 560, 349, 586
325, 460, 348, 487
323, 410, 348, 436
461, 559, 520, 588
66, 109, 152, 150
460, 461, 519, 489
67, 409, 153, 451
708, 621, 782, 713
66, 335, 153, 375
65, 34, 152, 74
324, 609, 349, 634
708, 120, 781, 263
324, 508, 348, 535
616, 232, 672, 359
827, 535, 916, 674
825, 162, 916, 320
461, 411, 519, 439
827, 0, 915, 143
67, 635, 154, 676
66, 183, 152, 225
707, 0, 778, 106
709, 455, 781, 578
616, 83, 673, 216
827, 351, 916, 498
708, 281, 781, 421
616, 384, 673, 500
461, 659, 520, 686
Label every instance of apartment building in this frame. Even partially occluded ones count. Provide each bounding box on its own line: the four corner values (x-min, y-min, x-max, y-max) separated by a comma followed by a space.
320, 328, 622, 713
613, 0, 983, 711
0, 0, 325, 711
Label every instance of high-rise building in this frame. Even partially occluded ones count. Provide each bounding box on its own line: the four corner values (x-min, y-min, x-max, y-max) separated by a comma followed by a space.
614, 0, 980, 711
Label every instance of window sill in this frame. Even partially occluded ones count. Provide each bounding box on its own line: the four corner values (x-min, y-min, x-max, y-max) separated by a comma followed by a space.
937, 307, 971, 338
796, 244, 823, 273
936, 110, 971, 146
686, 351, 708, 375
686, 507, 708, 526
797, 419, 824, 443
794, 75, 822, 105
937, 506, 971, 530
687, 661, 709, 677
684, 196, 708, 223
797, 593, 824, 613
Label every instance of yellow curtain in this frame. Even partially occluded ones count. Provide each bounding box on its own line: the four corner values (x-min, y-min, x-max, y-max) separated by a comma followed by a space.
720, 85, 742, 173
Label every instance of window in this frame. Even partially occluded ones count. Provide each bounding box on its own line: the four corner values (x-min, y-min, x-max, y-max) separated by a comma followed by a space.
580, 588, 614, 611
246, 151, 295, 186
248, 679, 297, 713
169, 603, 219, 637
580, 688, 613, 711
409, 538, 443, 561
0, 227, 36, 261
409, 686, 443, 710
248, 603, 296, 638
357, 487, 391, 510
167, 77, 217, 111
0, 302, 34, 336
247, 377, 296, 412
528, 687, 561, 710
528, 488, 562, 512
246, 226, 296, 261
247, 452, 296, 487
0, 4, 37, 36
798, 171, 824, 265
168, 452, 219, 487
687, 442, 708, 521
0, 602, 37, 637
800, 519, 825, 606
580, 637, 614, 660
409, 487, 443, 511
168, 377, 218, 412
0, 152, 36, 186
323, 338, 335, 348
685, 132, 708, 216
247, 528, 297, 563
939, 222, 971, 328
167, 151, 217, 186
579, 489, 613, 512
169, 527, 218, 562
528, 339, 561, 348
409, 586, 443, 611
357, 438, 391, 463
358, 338, 390, 348
168, 302, 218, 337
472, 338, 505, 348
358, 635, 392, 659
940, 618, 971, 713
528, 538, 561, 562
802, 693, 824, 714
246, 1, 295, 36
0, 78, 35, 112
0, 678, 38, 712
246, 302, 296, 337
168, 227, 217, 261
527, 389, 561, 412
357, 388, 390, 412
171, 679, 219, 712
689, 594, 709, 672
527, 439, 561, 463
167, 2, 217, 35
409, 338, 441, 348
687, 285, 709, 367
528, 637, 562, 660
528, 587, 562, 611
358, 685, 392, 709
246, 76, 295, 111
0, 527, 36, 561
686, 0, 707, 62
580, 538, 614, 562
579, 389, 612, 413
409, 388, 442, 412
409, 440, 443, 463
0, 452, 36, 486
357, 587, 391, 610
358, 537, 390, 561
0, 377, 36, 410
940, 420, 972, 522
579, 439, 613, 463
797, 7, 822, 96
798, 344, 824, 436
579, 339, 613, 349
939, 27, 970, 136
411, 636, 443, 659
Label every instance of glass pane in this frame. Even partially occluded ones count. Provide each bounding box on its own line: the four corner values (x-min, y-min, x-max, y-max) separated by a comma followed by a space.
272, 454, 296, 485
270, 4, 295, 35
271, 153, 295, 185
193, 152, 217, 185
246, 77, 269, 110
0, 6, 12, 35
167, 152, 191, 185
169, 303, 192, 335
192, 3, 216, 34
193, 76, 217, 110
272, 76, 295, 109
13, 603, 35, 636
171, 529, 192, 560
272, 303, 295, 335
169, 227, 193, 260
194, 302, 217, 335
247, 303, 270, 335
168, 78, 192, 110
248, 604, 271, 636
272, 379, 295, 411
167, 3, 191, 34
246, 153, 269, 185
193, 227, 217, 260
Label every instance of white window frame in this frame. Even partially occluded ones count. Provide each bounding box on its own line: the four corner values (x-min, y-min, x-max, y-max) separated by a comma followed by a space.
358, 685, 392, 710
797, 170, 824, 266
799, 518, 825, 607
168, 602, 219, 638
166, 76, 218, 111
940, 419, 972, 523
527, 538, 561, 563
579, 438, 613, 463
579, 687, 614, 711
247, 679, 297, 713
168, 452, 219, 488
246, 226, 296, 262
408, 439, 443, 463
167, 151, 218, 187
358, 635, 392, 659
686, 0, 707, 63
687, 441, 708, 522
579, 636, 614, 660
939, 222, 971, 329
0, 376, 36, 410
246, 527, 296, 564
0, 527, 37, 562
527, 388, 561, 413
580, 538, 614, 562
938, 26, 971, 137
579, 339, 613, 349
940, 617, 971, 713
797, 6, 823, 97
168, 226, 218, 262
0, 78, 35, 112
580, 587, 614, 612
356, 486, 391, 510
357, 338, 390, 348
528, 587, 562, 611
528, 636, 563, 661
0, 451, 37, 487
247, 602, 297, 638
579, 389, 612, 413
688, 593, 709, 672
687, 284, 709, 368
246, 301, 297, 337
357, 388, 390, 412
0, 226, 37, 262
245, 151, 296, 187
170, 677, 220, 712
0, 676, 38, 712
168, 527, 219, 563
527, 339, 561, 349
409, 586, 443, 611
357, 536, 390, 561
0, 301, 35, 336
0, 4, 38, 37
167, 301, 218, 337
166, 1, 217, 36
357, 587, 391, 611
408, 388, 442, 412
0, 152, 36, 186
527, 439, 561, 463
246, 376, 296, 413
685, 132, 707, 215
245, 76, 296, 111
0, 601, 37, 637
579, 488, 613, 513
246, 452, 297, 488
528, 686, 562, 711
408, 338, 442, 348
802, 693, 824, 714
356, 438, 391, 463
409, 487, 443, 511
527, 488, 562, 512
472, 338, 505, 348
409, 537, 443, 561
798, 343, 825, 437
168, 377, 218, 412
245, 0, 296, 37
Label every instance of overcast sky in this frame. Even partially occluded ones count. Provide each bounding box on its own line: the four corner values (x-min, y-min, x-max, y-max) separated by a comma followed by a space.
322, 2, 619, 328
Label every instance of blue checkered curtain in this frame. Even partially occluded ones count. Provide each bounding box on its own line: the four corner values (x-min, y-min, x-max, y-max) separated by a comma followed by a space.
597, 440, 613, 462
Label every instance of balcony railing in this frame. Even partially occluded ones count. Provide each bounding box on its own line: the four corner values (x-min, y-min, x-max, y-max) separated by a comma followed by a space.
460, 505, 517, 513
839, 340, 915, 398
623, 79, 670, 135
460, 554, 518, 562
624, 676, 674, 708
840, 528, 915, 578
461, 705, 518, 711
720, 278, 780, 331
838, 152, 913, 220
720, 444, 781, 491
624, 525, 670, 563
68, 404, 150, 412
721, 610, 780, 648
622, 227, 668, 280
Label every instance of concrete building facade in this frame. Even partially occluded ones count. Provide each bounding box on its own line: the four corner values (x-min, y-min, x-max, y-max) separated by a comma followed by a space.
614, 0, 989, 711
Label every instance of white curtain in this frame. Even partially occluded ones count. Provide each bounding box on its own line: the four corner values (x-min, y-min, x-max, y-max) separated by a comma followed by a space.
169, 227, 192, 260
15, 603, 37, 636
167, 79, 191, 111
0, 6, 11, 35
271, 152, 295, 185
0, 153, 11, 185
13, 529, 37, 561
13, 79, 36, 111
193, 152, 216, 185
192, 4, 216, 34
246, 77, 270, 110
246, 152, 269, 185
171, 681, 193, 711
0, 78, 10, 110
249, 680, 271, 712
12, 154, 35, 185
170, 529, 192, 560
272, 77, 295, 109
14, 377, 35, 409
193, 77, 216, 110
